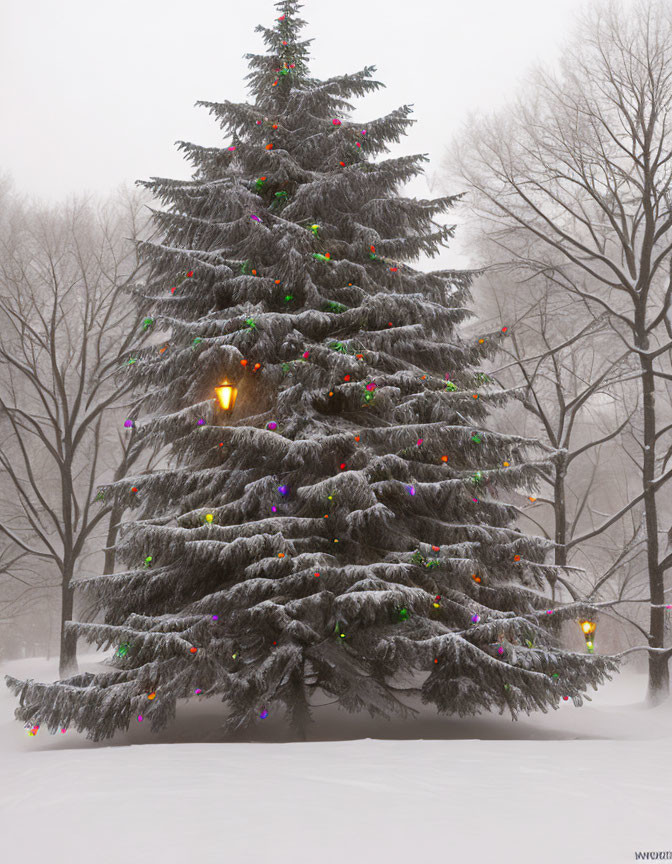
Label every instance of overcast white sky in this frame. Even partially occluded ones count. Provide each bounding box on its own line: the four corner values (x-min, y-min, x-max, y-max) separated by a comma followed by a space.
0, 0, 629, 265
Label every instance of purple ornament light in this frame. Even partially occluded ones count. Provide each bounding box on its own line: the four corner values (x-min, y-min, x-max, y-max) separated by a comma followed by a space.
260, 709, 268, 720
278, 485, 289, 496
407, 485, 416, 496
267, 421, 278, 431
194, 689, 202, 695
497, 646, 504, 656
271, 505, 277, 513
212, 615, 219, 621
124, 420, 133, 428
471, 614, 481, 624
197, 419, 205, 426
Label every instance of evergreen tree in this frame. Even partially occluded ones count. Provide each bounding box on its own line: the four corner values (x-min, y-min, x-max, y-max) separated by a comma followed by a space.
6, 0, 615, 741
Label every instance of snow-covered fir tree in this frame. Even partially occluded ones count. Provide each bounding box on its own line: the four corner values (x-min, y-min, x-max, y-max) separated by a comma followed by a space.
6, 0, 615, 741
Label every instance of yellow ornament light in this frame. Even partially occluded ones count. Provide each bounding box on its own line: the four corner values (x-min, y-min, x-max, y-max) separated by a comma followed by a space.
579, 619, 597, 653
215, 380, 238, 411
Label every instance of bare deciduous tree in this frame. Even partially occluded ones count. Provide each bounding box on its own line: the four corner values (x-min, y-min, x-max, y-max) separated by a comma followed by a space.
450, 0, 672, 700
0, 185, 159, 675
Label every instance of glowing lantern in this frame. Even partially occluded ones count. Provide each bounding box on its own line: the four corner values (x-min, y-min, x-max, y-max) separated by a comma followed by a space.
215, 380, 238, 412
579, 619, 597, 653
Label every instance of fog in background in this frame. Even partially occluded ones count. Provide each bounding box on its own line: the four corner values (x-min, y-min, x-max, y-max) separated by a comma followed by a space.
0, 0, 646, 664
1, 0, 603, 273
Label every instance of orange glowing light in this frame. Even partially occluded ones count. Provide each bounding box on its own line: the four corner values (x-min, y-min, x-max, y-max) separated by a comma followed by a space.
215, 381, 238, 411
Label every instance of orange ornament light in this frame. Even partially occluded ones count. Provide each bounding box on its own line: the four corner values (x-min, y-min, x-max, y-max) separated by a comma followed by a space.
215, 380, 238, 412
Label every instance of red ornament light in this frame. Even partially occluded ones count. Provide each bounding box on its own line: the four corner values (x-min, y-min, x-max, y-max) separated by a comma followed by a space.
354, 435, 360, 442
432, 546, 440, 552
343, 375, 351, 381
131, 487, 138, 493
187, 271, 194, 277
501, 326, 508, 333
314, 571, 320, 578
266, 143, 274, 150
241, 359, 248, 367
339, 161, 346, 167
472, 574, 482, 583
514, 554, 521, 562
190, 647, 198, 654
339, 463, 346, 470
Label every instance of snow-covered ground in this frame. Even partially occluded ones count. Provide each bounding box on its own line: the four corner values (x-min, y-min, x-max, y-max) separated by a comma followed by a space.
1, 654, 670, 864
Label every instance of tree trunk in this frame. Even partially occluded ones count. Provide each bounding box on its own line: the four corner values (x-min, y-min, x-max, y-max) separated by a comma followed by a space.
640, 351, 669, 703
59, 579, 78, 678
551, 460, 568, 603
103, 499, 124, 575
289, 660, 311, 741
